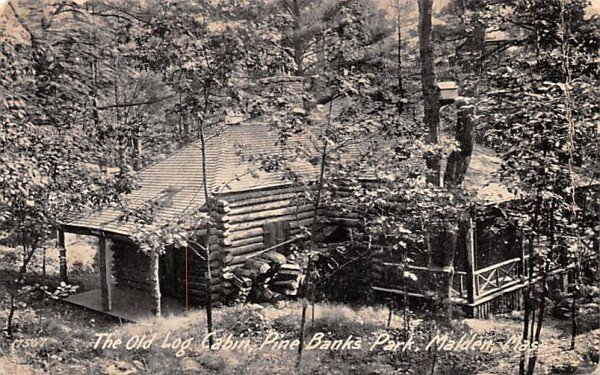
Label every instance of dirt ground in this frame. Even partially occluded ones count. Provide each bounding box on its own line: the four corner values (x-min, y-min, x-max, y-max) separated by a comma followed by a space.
0, 244, 598, 374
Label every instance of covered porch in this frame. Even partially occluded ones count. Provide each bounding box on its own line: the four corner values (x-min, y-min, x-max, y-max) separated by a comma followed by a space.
63, 287, 184, 322
56, 225, 168, 320
372, 220, 596, 318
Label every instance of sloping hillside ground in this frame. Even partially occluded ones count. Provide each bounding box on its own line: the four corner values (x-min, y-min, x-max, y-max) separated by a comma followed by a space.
0, 245, 598, 374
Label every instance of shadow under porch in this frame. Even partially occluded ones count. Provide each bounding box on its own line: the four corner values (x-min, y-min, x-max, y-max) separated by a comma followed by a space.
57, 229, 213, 322
63, 287, 183, 322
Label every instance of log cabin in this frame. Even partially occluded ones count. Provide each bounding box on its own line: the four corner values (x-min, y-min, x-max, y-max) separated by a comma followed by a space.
57, 76, 597, 320
58, 77, 367, 319
58, 121, 330, 318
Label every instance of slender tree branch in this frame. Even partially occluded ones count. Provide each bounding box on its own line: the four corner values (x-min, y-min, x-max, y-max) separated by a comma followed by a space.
96, 94, 176, 110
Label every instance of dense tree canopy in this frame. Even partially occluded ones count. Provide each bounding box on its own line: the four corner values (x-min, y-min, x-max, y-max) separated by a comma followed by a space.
0, 0, 597, 353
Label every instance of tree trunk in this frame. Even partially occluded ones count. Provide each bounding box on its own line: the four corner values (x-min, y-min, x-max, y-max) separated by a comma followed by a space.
185, 246, 189, 311
296, 299, 308, 368
199, 119, 214, 347
527, 201, 556, 375
459, 12, 486, 74
42, 247, 46, 279
6, 294, 16, 338
6, 234, 38, 338
418, 0, 441, 186
297, 89, 334, 366
132, 130, 142, 170
396, 0, 405, 113
444, 99, 475, 188
204, 231, 214, 347
291, 0, 304, 75
464, 215, 476, 313
58, 230, 67, 283
99, 236, 112, 312
427, 220, 458, 322
520, 197, 541, 374
151, 252, 161, 317
570, 285, 577, 349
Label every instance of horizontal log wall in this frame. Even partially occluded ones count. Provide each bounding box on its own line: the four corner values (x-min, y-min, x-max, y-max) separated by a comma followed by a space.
168, 240, 224, 305
218, 185, 363, 299
191, 226, 227, 304
219, 186, 314, 298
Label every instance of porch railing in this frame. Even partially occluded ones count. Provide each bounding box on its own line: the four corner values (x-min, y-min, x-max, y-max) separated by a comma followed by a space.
375, 239, 596, 304
473, 257, 521, 298
379, 262, 469, 301
379, 258, 526, 302
451, 271, 468, 299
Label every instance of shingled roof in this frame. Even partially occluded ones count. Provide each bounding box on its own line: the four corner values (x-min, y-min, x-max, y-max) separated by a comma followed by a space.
63, 104, 570, 237
61, 121, 322, 236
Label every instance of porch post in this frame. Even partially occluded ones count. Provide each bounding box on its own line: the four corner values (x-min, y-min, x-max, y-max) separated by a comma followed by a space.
57, 230, 67, 283
98, 236, 112, 311
151, 252, 161, 317
464, 215, 477, 313
519, 234, 526, 277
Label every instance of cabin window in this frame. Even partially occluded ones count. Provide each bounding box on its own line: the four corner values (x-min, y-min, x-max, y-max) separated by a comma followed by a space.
263, 221, 290, 252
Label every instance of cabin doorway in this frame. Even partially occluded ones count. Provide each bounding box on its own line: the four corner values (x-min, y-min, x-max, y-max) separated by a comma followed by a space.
159, 248, 185, 299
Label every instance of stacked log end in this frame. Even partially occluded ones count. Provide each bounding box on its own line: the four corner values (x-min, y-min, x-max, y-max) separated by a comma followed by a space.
219, 186, 313, 300
207, 199, 232, 306
224, 251, 303, 304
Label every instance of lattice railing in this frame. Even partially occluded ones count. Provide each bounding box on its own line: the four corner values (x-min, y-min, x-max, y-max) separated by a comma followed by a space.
451, 271, 468, 299
474, 257, 521, 297
378, 262, 469, 301
375, 239, 595, 304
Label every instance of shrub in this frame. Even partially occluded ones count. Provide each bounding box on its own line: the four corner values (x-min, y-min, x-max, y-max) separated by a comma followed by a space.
216, 305, 272, 337
308, 304, 381, 338
272, 313, 301, 334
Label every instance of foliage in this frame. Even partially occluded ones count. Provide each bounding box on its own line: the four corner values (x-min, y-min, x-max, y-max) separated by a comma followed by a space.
472, 0, 598, 299
437, 1, 599, 370
0, 1, 144, 336
216, 305, 273, 338
120, 189, 212, 254
1, 1, 598, 363
110, 0, 247, 255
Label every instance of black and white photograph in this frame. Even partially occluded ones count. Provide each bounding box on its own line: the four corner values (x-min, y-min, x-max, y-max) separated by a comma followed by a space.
0, 0, 598, 373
